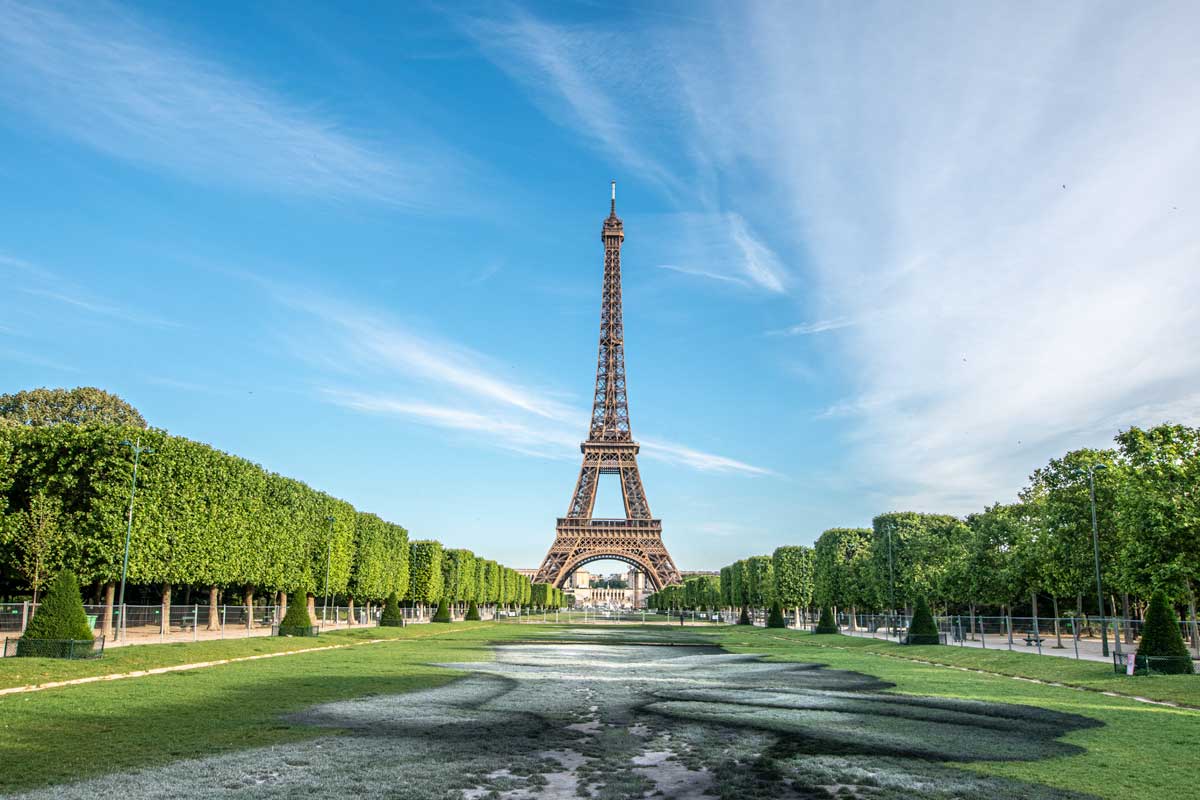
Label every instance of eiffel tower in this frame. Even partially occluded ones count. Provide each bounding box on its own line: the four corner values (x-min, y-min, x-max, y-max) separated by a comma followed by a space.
534, 183, 681, 591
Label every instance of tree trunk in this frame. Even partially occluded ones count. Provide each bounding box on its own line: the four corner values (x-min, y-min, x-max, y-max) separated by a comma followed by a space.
1051, 596, 1064, 647
245, 585, 255, 629
848, 605, 858, 631
1185, 582, 1200, 654
101, 582, 115, 639
1004, 605, 1014, 644
1031, 591, 1040, 641
207, 586, 220, 630
968, 602, 977, 640
160, 583, 172, 635
307, 593, 317, 625
1122, 592, 1133, 643
347, 596, 356, 626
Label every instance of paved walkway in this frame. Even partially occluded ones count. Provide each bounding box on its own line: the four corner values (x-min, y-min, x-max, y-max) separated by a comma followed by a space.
835, 626, 1131, 664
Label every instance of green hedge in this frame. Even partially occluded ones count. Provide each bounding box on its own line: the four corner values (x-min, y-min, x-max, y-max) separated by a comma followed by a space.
431, 599, 452, 623
22, 570, 92, 642
465, 600, 481, 621
1135, 591, 1193, 674
277, 591, 316, 636
906, 596, 941, 644
408, 540, 444, 605
379, 592, 405, 627
767, 601, 786, 628
815, 606, 838, 634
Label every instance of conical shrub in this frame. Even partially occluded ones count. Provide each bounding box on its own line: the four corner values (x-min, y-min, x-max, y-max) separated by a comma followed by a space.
432, 598, 452, 623
465, 600, 481, 621
1136, 591, 1194, 674
737, 606, 751, 625
379, 592, 405, 627
906, 596, 941, 644
815, 606, 839, 634
278, 590, 316, 636
22, 570, 92, 642
767, 601, 786, 628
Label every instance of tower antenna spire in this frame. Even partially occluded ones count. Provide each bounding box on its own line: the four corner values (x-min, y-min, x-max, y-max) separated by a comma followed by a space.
611, 180, 616, 213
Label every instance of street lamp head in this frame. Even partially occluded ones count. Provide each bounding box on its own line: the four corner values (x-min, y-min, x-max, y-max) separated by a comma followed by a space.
120, 439, 132, 447
1092, 463, 1108, 471
326, 515, 335, 522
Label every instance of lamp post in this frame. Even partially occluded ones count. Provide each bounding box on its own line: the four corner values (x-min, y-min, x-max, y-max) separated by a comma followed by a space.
1079, 463, 1110, 657
322, 515, 334, 622
116, 436, 154, 641
886, 522, 897, 639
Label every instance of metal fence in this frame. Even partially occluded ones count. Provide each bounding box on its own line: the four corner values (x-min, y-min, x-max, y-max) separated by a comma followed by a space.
0, 602, 521, 654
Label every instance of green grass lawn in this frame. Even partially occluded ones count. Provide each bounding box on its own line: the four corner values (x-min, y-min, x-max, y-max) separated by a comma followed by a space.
714, 628, 1199, 799
2, 623, 1196, 798
0, 623, 515, 793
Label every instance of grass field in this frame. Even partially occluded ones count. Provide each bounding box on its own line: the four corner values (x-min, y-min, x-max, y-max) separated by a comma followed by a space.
1, 622, 1195, 798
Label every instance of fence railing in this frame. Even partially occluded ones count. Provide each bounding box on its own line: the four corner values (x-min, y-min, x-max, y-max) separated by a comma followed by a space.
0, 602, 523, 653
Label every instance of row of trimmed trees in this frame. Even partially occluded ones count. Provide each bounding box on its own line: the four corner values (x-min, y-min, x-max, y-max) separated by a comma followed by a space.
646, 546, 817, 623
0, 421, 527, 632
647, 423, 1199, 650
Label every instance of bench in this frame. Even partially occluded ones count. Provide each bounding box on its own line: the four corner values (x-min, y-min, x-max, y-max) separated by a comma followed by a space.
1023, 634, 1045, 646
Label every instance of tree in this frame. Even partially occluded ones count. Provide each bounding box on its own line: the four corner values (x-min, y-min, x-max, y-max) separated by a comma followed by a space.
22, 570, 92, 642
746, 556, 775, 611
14, 492, 62, 603
906, 597, 941, 645
431, 598, 452, 623
719, 565, 734, 611
0, 387, 146, 428
408, 541, 444, 612
773, 545, 814, 626
348, 513, 409, 610
379, 592, 405, 627
869, 513, 969, 611
766, 601, 785, 628
1135, 591, 1193, 674
1020, 448, 1120, 621
814, 606, 838, 634
278, 590, 315, 635
813, 529, 871, 613
1113, 425, 1200, 647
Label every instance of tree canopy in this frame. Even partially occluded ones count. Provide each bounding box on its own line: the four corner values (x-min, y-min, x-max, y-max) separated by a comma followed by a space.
0, 387, 146, 429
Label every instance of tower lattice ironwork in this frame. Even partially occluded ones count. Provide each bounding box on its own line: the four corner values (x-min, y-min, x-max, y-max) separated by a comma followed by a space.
534, 183, 681, 591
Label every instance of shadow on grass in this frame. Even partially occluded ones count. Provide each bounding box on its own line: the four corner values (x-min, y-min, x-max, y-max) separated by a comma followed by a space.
5, 639, 1104, 800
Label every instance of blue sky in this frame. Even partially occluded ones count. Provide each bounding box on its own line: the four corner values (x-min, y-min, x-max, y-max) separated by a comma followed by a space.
2, 1, 1197, 571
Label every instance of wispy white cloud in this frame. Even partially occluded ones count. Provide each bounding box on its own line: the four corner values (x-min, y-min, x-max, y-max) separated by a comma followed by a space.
769, 318, 855, 336
657, 264, 750, 288
728, 213, 788, 293
20, 288, 181, 328
461, 10, 791, 295
0, 0, 449, 204
465, 2, 1200, 511
640, 437, 775, 477
272, 285, 773, 476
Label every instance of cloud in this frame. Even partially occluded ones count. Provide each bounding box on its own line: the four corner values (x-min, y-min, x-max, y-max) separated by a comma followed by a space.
20, 288, 181, 328
461, 10, 791, 295
460, 10, 683, 198
466, 2, 1200, 511
708, 2, 1200, 510
727, 213, 788, 293
656, 264, 750, 288
0, 0, 447, 204
639, 437, 775, 477
272, 286, 773, 476
770, 318, 855, 336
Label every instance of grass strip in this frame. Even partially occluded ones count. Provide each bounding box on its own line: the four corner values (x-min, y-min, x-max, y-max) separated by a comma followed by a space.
712, 628, 1198, 799
716, 629, 1200, 707
0, 622, 508, 692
